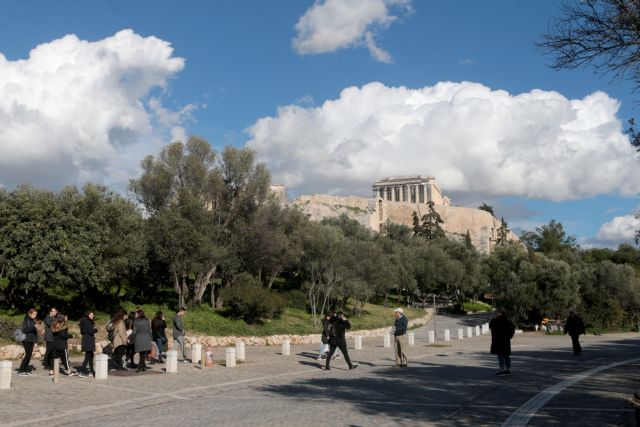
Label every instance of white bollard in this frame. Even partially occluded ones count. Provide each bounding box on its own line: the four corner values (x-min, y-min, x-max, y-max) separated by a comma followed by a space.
458, 328, 464, 339
0, 360, 12, 390
282, 339, 291, 356
444, 329, 450, 342
235, 341, 245, 362
384, 334, 391, 348
467, 327, 473, 338
408, 332, 415, 346
53, 359, 59, 384
191, 343, 202, 365
476, 326, 481, 336
428, 331, 435, 344
354, 335, 362, 350
95, 354, 109, 379
485, 323, 490, 334
165, 350, 178, 373
226, 347, 236, 368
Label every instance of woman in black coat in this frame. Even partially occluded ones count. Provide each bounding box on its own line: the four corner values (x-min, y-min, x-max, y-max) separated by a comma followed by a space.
50, 314, 76, 376
132, 310, 152, 372
79, 311, 98, 377
151, 311, 167, 363
489, 308, 515, 376
18, 308, 38, 376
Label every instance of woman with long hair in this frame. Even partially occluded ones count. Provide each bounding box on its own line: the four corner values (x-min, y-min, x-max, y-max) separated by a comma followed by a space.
17, 308, 38, 376
108, 309, 128, 371
50, 314, 76, 376
132, 309, 152, 372
78, 310, 98, 377
151, 311, 167, 363
124, 311, 137, 369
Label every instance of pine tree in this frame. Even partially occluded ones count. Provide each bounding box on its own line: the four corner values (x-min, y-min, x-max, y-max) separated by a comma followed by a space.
496, 217, 510, 246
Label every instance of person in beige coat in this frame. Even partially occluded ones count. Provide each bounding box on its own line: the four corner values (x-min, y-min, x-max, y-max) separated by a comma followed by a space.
108, 309, 129, 371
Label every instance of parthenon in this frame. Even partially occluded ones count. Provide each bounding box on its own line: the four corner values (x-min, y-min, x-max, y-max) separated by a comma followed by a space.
372, 175, 451, 206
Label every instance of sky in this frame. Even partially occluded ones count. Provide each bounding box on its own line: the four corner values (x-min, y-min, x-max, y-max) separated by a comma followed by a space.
0, 0, 639, 248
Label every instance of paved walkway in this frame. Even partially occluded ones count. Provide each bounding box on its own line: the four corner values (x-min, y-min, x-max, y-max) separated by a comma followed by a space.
1, 313, 639, 426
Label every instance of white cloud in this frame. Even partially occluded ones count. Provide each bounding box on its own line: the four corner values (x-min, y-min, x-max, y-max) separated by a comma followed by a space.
594, 213, 640, 246
292, 0, 411, 62
246, 81, 640, 201
0, 29, 193, 190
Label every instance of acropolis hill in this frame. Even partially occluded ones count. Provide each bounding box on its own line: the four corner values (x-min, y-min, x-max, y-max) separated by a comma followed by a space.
277, 175, 518, 253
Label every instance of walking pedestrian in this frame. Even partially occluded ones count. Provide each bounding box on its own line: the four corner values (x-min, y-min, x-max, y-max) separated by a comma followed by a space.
50, 314, 76, 376
489, 308, 515, 376
78, 310, 98, 377
317, 313, 332, 360
323, 312, 358, 371
133, 309, 152, 372
42, 307, 58, 370
173, 307, 188, 362
151, 311, 167, 363
17, 308, 38, 376
564, 309, 586, 356
108, 310, 128, 371
393, 308, 409, 367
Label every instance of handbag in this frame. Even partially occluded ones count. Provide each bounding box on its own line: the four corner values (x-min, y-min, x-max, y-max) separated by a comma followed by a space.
14, 328, 26, 343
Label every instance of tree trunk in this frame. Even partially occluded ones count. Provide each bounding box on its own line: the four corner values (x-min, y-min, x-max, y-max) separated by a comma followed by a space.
189, 267, 216, 306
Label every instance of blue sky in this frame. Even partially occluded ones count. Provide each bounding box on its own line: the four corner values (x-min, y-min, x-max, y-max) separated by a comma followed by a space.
0, 0, 639, 247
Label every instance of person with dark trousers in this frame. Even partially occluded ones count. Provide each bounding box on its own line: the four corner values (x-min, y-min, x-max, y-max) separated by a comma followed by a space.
50, 314, 76, 376
151, 311, 167, 363
133, 309, 152, 372
124, 312, 137, 368
18, 308, 38, 376
393, 308, 409, 367
108, 310, 128, 371
564, 309, 586, 356
323, 312, 358, 371
78, 310, 98, 377
489, 307, 515, 376
173, 307, 188, 362
42, 307, 58, 370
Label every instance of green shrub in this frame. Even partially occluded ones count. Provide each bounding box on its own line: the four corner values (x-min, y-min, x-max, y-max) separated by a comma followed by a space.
221, 274, 285, 323
283, 289, 308, 311
462, 300, 492, 313
0, 317, 19, 341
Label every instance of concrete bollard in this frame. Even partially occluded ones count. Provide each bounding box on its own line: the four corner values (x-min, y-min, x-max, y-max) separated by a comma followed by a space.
200, 347, 206, 370
444, 329, 450, 342
165, 350, 178, 373
282, 339, 291, 356
226, 347, 236, 368
191, 343, 202, 365
53, 359, 59, 384
384, 334, 391, 348
95, 354, 109, 379
467, 327, 473, 338
458, 328, 464, 339
485, 323, 490, 334
408, 332, 415, 346
236, 340, 245, 362
0, 360, 12, 390
476, 326, 481, 336
355, 335, 362, 350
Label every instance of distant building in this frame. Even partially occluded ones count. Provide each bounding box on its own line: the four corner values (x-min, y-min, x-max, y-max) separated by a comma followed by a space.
269, 184, 287, 204
372, 176, 451, 206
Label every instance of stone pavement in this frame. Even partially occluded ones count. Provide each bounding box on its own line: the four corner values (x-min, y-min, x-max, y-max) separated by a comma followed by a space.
1, 315, 639, 426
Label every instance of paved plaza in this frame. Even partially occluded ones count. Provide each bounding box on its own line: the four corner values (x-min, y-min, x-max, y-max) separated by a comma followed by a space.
1, 313, 639, 426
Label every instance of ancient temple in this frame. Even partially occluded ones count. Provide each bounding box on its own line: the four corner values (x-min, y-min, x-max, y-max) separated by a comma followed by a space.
372, 176, 451, 206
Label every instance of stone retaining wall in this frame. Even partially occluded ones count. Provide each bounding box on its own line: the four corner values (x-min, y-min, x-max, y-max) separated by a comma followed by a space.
0, 310, 432, 359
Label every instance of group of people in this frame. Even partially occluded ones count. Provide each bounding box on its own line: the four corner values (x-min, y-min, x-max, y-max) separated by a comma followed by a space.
17, 306, 190, 378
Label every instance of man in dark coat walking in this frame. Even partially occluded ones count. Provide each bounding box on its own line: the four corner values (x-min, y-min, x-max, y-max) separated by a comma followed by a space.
42, 307, 58, 370
564, 310, 585, 356
489, 308, 515, 376
323, 312, 357, 371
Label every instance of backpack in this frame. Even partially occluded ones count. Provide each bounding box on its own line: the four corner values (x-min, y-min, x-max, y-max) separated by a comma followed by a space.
106, 321, 115, 342
14, 328, 26, 343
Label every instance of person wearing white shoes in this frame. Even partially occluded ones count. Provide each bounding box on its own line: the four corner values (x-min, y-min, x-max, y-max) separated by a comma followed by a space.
17, 308, 38, 376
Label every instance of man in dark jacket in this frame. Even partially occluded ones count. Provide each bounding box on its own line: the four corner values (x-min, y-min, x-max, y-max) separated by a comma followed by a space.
564, 310, 585, 356
173, 307, 188, 362
393, 308, 409, 367
42, 307, 58, 370
489, 308, 515, 376
323, 312, 357, 371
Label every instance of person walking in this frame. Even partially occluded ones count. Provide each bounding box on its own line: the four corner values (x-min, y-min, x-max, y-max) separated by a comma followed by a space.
42, 307, 58, 370
393, 308, 409, 367
133, 309, 152, 372
489, 308, 515, 376
78, 310, 98, 377
564, 309, 586, 356
323, 312, 358, 371
50, 314, 76, 376
108, 310, 128, 371
173, 307, 188, 362
151, 311, 168, 363
317, 313, 332, 360
18, 308, 38, 376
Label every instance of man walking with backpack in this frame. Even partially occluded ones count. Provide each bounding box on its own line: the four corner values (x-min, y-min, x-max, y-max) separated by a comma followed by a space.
323, 312, 357, 371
